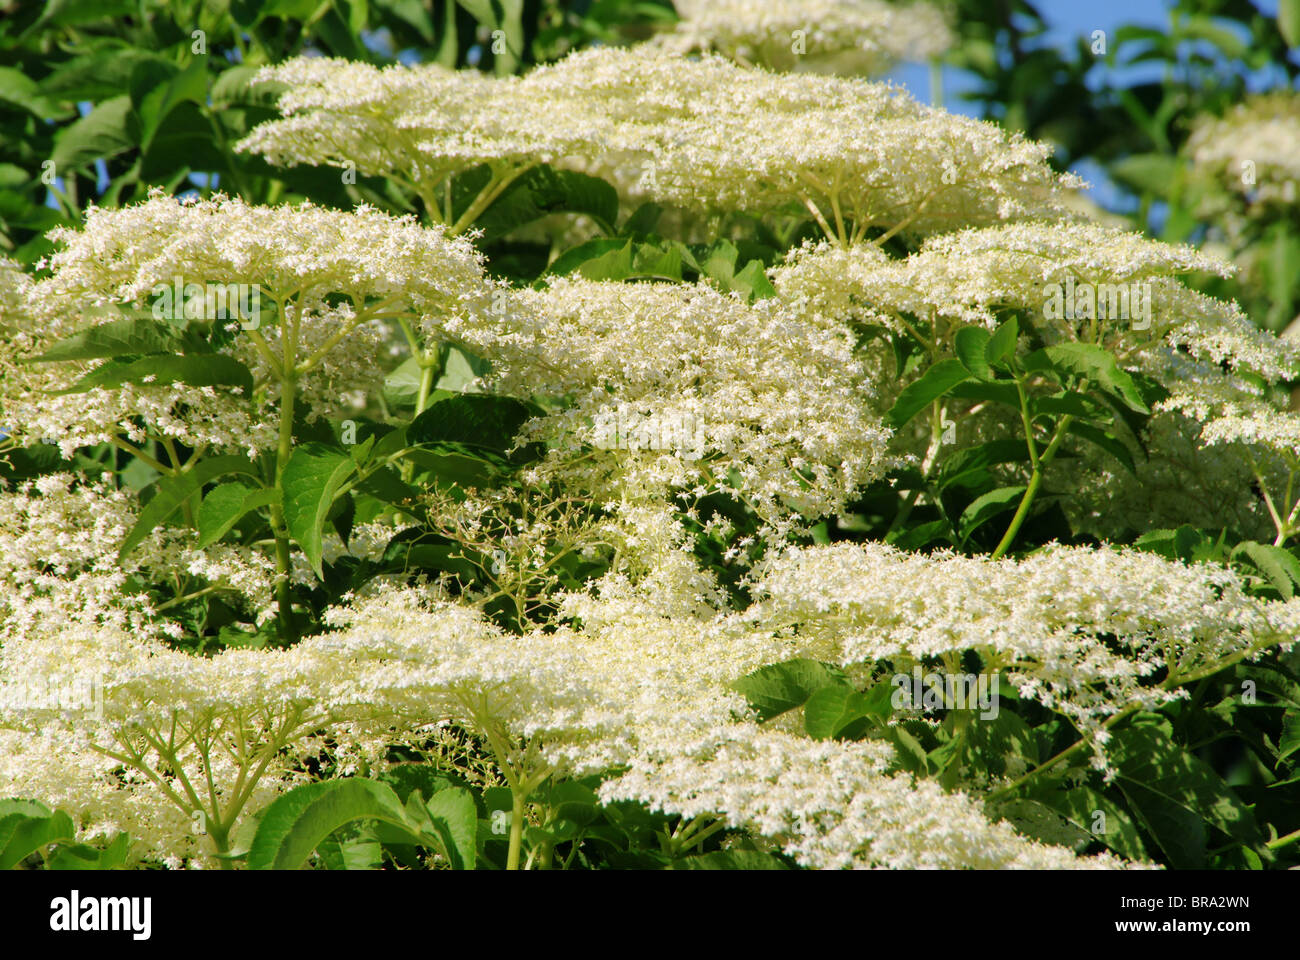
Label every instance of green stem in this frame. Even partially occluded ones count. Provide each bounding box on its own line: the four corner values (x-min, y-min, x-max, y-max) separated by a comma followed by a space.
1267, 825, 1300, 851
991, 414, 1073, 560
507, 789, 526, 871
269, 373, 298, 643
987, 703, 1140, 803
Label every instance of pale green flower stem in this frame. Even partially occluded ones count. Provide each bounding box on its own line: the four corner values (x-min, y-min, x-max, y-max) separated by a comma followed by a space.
987, 634, 1288, 804
990, 375, 1077, 560
469, 701, 554, 871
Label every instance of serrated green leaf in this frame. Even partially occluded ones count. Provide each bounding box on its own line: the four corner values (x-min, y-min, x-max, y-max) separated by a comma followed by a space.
27, 315, 185, 363
53, 354, 253, 396
1025, 343, 1150, 414
888, 358, 970, 429
281, 443, 356, 579
732, 659, 846, 721
1028, 785, 1149, 862
119, 455, 258, 559
1278, 709, 1300, 763
1110, 722, 1262, 869
423, 787, 477, 870
50, 95, 137, 171
985, 316, 1019, 365
1232, 541, 1300, 600
0, 808, 77, 869
196, 483, 278, 548
804, 684, 877, 740
247, 779, 417, 870
954, 326, 993, 380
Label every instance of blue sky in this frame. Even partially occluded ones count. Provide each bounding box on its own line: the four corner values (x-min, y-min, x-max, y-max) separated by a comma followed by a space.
887, 0, 1292, 213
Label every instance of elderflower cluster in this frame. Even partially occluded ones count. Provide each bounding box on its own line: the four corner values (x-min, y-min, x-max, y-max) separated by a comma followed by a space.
518, 48, 1079, 236
317, 587, 1134, 869
745, 541, 1300, 757
10, 191, 497, 453
774, 222, 1298, 382
431, 277, 893, 526
242, 48, 1079, 241
234, 57, 595, 209
655, 0, 955, 74
0, 473, 279, 628
1186, 91, 1300, 210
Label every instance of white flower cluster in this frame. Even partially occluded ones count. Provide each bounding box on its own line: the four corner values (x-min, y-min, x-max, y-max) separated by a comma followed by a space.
745, 541, 1300, 753
1186, 92, 1300, 209
431, 276, 893, 526
655, 0, 955, 74
774, 222, 1298, 382
6, 190, 497, 453
241, 47, 1079, 243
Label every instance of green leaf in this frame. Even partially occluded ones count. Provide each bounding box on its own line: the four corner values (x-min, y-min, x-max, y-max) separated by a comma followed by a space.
937, 439, 1030, 490
196, 483, 279, 548
0, 67, 62, 118
1024, 343, 1150, 414
991, 798, 1094, 851
247, 779, 417, 870
382, 356, 424, 409
375, 765, 472, 806
948, 379, 1022, 408
958, 485, 1027, 540
1232, 541, 1300, 600
732, 659, 846, 721
53, 354, 253, 397
0, 800, 52, 858
622, 202, 662, 235
547, 238, 631, 279
887, 358, 970, 430
45, 831, 131, 870
119, 455, 259, 559
1068, 421, 1137, 475
1277, 709, 1300, 765
804, 683, 879, 740
408, 394, 537, 459
1132, 525, 1210, 563
281, 443, 356, 579
1283, 0, 1300, 48
954, 327, 993, 380
1110, 722, 1262, 869
965, 708, 1038, 779
27, 315, 185, 363
466, 166, 618, 240
730, 260, 777, 300
435, 345, 491, 392
50, 95, 138, 171
131, 57, 208, 148
0, 808, 77, 869
422, 787, 478, 870
985, 316, 1019, 365
41, 50, 171, 102
1028, 785, 1148, 862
